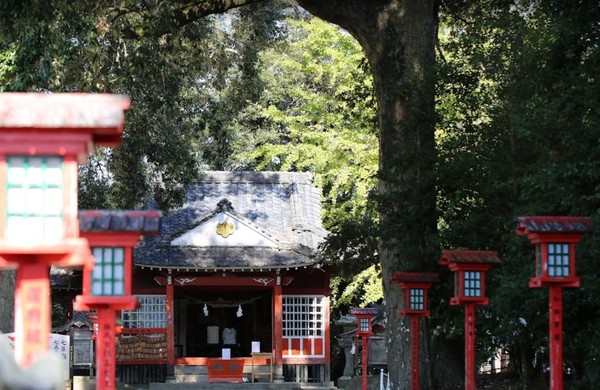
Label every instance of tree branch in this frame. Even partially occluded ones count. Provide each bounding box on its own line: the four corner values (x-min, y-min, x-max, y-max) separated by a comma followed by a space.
167, 0, 264, 30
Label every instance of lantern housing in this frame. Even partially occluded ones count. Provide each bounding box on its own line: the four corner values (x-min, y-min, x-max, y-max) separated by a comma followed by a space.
392, 272, 438, 316
517, 216, 592, 288
439, 250, 501, 306
350, 308, 378, 336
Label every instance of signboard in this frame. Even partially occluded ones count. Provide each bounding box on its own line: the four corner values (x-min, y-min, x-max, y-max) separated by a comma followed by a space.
4, 333, 70, 378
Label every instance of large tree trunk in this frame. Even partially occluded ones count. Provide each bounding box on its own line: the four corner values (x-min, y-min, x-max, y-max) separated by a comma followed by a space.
299, 1, 439, 388
0, 270, 15, 333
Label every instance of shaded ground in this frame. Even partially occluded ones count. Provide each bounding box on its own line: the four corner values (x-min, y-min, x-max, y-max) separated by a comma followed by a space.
443, 373, 525, 390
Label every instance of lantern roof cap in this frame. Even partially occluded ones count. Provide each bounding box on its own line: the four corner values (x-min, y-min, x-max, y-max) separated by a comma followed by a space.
392, 272, 438, 284
0, 93, 129, 129
79, 210, 162, 234
439, 250, 501, 266
350, 307, 379, 316
517, 216, 593, 235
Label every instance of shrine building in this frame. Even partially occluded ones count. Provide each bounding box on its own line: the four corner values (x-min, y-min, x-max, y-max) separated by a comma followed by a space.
79, 171, 332, 385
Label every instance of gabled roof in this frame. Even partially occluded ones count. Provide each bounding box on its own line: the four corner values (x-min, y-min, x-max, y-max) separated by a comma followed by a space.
134, 171, 327, 271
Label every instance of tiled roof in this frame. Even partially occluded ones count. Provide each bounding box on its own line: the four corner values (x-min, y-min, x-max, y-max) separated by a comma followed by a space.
350, 308, 379, 316
439, 250, 502, 265
516, 216, 593, 235
392, 272, 438, 284
135, 171, 327, 270
79, 210, 161, 233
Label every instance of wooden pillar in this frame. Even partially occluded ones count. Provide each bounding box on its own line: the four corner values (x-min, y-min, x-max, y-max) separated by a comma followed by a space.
273, 280, 283, 380
323, 294, 331, 384
410, 315, 420, 390
465, 304, 476, 390
166, 275, 175, 365
96, 307, 117, 390
549, 286, 564, 390
14, 263, 50, 366
361, 334, 369, 390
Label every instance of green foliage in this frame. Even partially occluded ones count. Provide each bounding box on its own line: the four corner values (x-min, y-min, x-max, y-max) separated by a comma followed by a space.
0, 1, 290, 210
231, 17, 379, 229
330, 264, 383, 312
436, 0, 600, 386
223, 18, 381, 311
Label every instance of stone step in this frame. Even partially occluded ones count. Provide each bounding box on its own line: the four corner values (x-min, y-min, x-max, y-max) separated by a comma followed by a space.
150, 383, 336, 390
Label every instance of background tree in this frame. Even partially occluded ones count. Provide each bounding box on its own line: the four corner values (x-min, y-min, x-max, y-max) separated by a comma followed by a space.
435, 0, 600, 387
5, 1, 599, 388
225, 17, 382, 311
0, 1, 444, 387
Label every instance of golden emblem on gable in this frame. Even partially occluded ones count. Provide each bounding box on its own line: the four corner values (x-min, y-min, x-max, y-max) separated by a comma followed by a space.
216, 221, 235, 238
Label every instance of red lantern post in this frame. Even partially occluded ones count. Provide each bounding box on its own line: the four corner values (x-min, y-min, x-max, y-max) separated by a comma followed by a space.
0, 93, 129, 367
74, 211, 161, 390
439, 250, 501, 390
350, 308, 378, 390
392, 272, 438, 390
517, 216, 592, 390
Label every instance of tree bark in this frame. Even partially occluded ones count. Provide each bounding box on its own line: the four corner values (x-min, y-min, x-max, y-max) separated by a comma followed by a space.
299, 1, 439, 388
0, 270, 15, 333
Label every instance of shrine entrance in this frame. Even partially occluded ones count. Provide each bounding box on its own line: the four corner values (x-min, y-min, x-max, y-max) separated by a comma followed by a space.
174, 289, 273, 359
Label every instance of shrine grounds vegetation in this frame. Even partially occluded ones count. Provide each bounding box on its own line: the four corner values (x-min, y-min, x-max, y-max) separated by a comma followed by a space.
1, 1, 599, 388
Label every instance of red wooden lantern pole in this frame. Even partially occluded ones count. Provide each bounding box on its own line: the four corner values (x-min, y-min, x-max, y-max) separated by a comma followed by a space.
517, 216, 592, 390
74, 212, 161, 390
392, 272, 438, 390
464, 303, 476, 389
351, 308, 378, 390
440, 250, 501, 390
0, 93, 129, 368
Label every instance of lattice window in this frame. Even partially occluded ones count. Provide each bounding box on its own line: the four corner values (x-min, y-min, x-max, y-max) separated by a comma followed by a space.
282, 295, 324, 337
91, 247, 124, 296
548, 243, 570, 277
410, 288, 425, 310
122, 295, 166, 329
5, 156, 63, 243
464, 271, 481, 297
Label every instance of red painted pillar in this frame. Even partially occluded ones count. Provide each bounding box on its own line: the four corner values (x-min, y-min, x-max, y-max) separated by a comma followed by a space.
410, 316, 420, 390
14, 263, 50, 366
361, 335, 369, 390
166, 277, 175, 365
96, 308, 117, 390
465, 304, 476, 390
549, 286, 564, 390
273, 283, 283, 377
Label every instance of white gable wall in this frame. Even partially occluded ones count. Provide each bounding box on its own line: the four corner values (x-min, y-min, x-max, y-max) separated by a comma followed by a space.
170, 212, 278, 248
